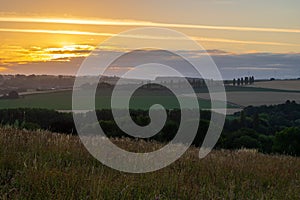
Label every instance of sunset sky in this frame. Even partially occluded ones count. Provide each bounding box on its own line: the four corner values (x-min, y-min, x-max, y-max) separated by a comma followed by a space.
0, 0, 300, 79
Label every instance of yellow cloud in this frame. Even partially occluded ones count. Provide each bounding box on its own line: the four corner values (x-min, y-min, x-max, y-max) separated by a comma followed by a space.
0, 16, 299, 66
0, 27, 298, 67
0, 28, 114, 36
193, 37, 296, 46
0, 44, 95, 64
0, 67, 11, 72
0, 28, 296, 47
1, 16, 300, 34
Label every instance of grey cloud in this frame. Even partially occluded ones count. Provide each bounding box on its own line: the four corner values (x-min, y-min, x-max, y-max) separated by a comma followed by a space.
211, 52, 300, 79
4, 49, 300, 80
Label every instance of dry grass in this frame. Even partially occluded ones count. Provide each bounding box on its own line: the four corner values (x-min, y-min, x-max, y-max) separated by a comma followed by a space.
1, 127, 300, 199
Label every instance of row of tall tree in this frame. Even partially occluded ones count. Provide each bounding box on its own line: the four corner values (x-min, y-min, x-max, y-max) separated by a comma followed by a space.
233, 76, 255, 86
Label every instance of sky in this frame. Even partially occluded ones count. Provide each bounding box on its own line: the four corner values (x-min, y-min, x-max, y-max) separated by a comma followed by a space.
0, 0, 300, 79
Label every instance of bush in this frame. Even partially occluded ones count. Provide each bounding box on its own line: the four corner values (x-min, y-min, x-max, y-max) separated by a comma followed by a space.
273, 127, 300, 156
233, 135, 261, 149
23, 122, 41, 131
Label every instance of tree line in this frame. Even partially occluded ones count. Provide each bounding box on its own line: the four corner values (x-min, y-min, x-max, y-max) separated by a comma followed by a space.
232, 76, 255, 86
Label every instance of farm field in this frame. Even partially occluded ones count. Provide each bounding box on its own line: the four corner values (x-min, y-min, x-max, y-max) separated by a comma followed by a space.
0, 84, 299, 111
247, 80, 300, 91
0, 90, 233, 110
196, 91, 300, 107
0, 127, 299, 199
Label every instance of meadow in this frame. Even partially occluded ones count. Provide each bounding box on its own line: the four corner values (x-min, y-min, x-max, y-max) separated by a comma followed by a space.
1, 127, 299, 199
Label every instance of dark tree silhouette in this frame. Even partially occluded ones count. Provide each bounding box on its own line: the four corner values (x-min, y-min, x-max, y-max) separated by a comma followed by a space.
245, 77, 249, 85
8, 91, 19, 99
273, 127, 300, 156
249, 76, 255, 84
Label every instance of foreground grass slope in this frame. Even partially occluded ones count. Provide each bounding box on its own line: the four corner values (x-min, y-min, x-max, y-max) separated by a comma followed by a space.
0, 128, 299, 199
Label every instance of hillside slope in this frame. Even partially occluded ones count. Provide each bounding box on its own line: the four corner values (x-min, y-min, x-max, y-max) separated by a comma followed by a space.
0, 128, 299, 199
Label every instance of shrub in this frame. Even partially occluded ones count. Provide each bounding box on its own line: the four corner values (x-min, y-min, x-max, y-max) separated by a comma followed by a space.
273, 127, 300, 156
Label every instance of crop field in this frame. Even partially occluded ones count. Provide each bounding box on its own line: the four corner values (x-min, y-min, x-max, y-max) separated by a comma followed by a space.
0, 90, 233, 110
196, 91, 300, 107
0, 127, 299, 199
248, 80, 300, 91
1, 84, 299, 111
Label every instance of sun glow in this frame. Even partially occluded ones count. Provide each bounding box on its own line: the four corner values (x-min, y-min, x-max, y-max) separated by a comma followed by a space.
0, 67, 9, 72
44, 44, 95, 53
42, 44, 95, 61
0, 44, 96, 64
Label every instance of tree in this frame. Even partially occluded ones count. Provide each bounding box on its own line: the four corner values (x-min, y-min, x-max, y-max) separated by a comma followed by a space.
23, 122, 41, 131
250, 76, 255, 84
233, 78, 236, 86
221, 128, 261, 149
193, 119, 210, 147
156, 121, 178, 142
252, 113, 260, 130
245, 77, 249, 85
273, 127, 300, 156
258, 135, 274, 153
240, 111, 246, 127
234, 135, 261, 149
8, 91, 19, 99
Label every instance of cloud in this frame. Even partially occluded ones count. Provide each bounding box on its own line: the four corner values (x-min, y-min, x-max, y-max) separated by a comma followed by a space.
108, 66, 135, 71
0, 44, 95, 64
211, 0, 234, 4
0, 67, 10, 72
1, 43, 300, 79
6, 57, 84, 75
2, 49, 300, 79
193, 36, 297, 46
0, 28, 297, 48
212, 52, 300, 79
0, 28, 114, 36
224, 67, 283, 71
99, 49, 300, 79
1, 16, 300, 34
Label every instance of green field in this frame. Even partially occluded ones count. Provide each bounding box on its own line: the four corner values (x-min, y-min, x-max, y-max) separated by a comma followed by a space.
1, 127, 299, 199
0, 90, 233, 110
1, 85, 296, 111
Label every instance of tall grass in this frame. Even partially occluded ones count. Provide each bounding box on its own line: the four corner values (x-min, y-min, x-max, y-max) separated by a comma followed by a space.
0, 127, 299, 199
